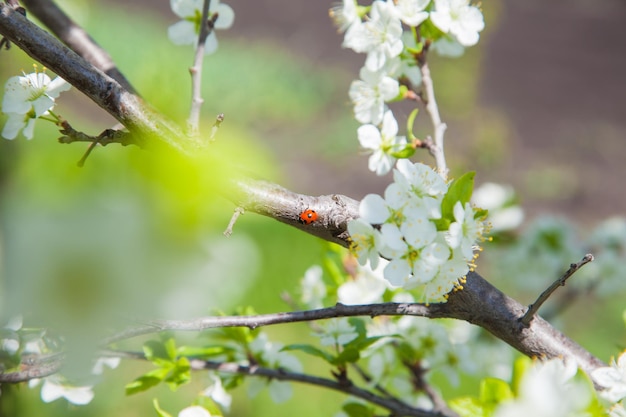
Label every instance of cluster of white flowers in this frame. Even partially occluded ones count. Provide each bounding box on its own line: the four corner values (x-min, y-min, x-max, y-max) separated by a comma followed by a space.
593, 350, 626, 415
168, 0, 235, 55
494, 358, 592, 417
347, 159, 485, 302
331, 0, 484, 175
1, 69, 70, 140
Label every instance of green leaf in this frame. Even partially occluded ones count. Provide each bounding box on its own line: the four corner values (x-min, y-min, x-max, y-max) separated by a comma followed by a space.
125, 367, 171, 395
165, 357, 191, 391
390, 85, 408, 102
390, 146, 416, 159
334, 347, 360, 365
479, 378, 513, 408
441, 171, 475, 222
406, 108, 419, 141
449, 397, 487, 417
144, 339, 175, 364
177, 345, 230, 358
194, 396, 224, 417
342, 402, 374, 417
282, 344, 335, 364
153, 398, 174, 417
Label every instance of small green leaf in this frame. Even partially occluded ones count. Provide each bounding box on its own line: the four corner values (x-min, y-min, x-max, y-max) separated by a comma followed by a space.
144, 340, 175, 363
479, 378, 513, 406
194, 396, 224, 417
441, 171, 475, 221
153, 398, 174, 417
282, 344, 335, 364
390, 85, 409, 102
343, 402, 374, 417
334, 347, 360, 365
390, 146, 416, 159
165, 357, 191, 391
449, 397, 487, 417
406, 108, 419, 141
177, 345, 229, 358
125, 367, 171, 395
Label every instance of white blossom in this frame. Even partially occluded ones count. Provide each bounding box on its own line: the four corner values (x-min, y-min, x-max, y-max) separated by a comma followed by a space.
592, 350, 626, 403
494, 359, 591, 417
338, 261, 390, 305
179, 406, 212, 417
446, 201, 483, 259
357, 110, 407, 175
1, 71, 70, 140
430, 0, 485, 47
300, 265, 327, 309
168, 0, 235, 55
329, 0, 360, 32
472, 183, 524, 232
92, 357, 121, 375
202, 373, 232, 412
392, 0, 429, 27
347, 160, 485, 302
349, 67, 399, 125
343, 1, 404, 71
314, 318, 359, 347
39, 378, 94, 405
248, 333, 302, 403
347, 218, 383, 269
430, 37, 465, 57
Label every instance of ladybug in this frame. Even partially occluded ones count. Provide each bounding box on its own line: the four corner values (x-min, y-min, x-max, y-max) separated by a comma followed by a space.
298, 209, 318, 225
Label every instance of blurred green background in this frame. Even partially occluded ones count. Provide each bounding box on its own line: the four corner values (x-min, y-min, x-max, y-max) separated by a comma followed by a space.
2, 0, 626, 416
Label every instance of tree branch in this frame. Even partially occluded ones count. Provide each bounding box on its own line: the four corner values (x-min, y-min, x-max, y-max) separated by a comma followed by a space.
521, 254, 594, 326
20, 0, 137, 94
102, 349, 446, 417
0, 4, 191, 153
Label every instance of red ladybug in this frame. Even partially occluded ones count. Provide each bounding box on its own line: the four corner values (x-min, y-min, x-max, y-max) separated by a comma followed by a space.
299, 209, 318, 225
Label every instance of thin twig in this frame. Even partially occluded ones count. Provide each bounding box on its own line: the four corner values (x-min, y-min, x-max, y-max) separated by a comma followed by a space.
94, 348, 442, 417
209, 112, 224, 141
193, 359, 441, 417
20, 0, 137, 94
58, 120, 132, 147
420, 62, 448, 179
223, 206, 244, 236
187, 0, 217, 136
101, 302, 440, 345
404, 360, 458, 417
520, 254, 594, 326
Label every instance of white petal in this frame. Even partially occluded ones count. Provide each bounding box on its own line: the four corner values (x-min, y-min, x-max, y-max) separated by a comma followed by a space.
359, 194, 389, 224
204, 32, 219, 55
380, 110, 398, 138
171, 0, 202, 18
168, 20, 198, 45
40, 380, 64, 403
179, 406, 212, 417
214, 3, 234, 29
357, 124, 382, 149
22, 118, 37, 139
62, 386, 94, 405
46, 77, 71, 98
1, 114, 25, 139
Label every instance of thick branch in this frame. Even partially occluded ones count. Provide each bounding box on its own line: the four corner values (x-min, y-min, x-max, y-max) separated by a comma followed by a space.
20, 0, 136, 94
0, 4, 190, 153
